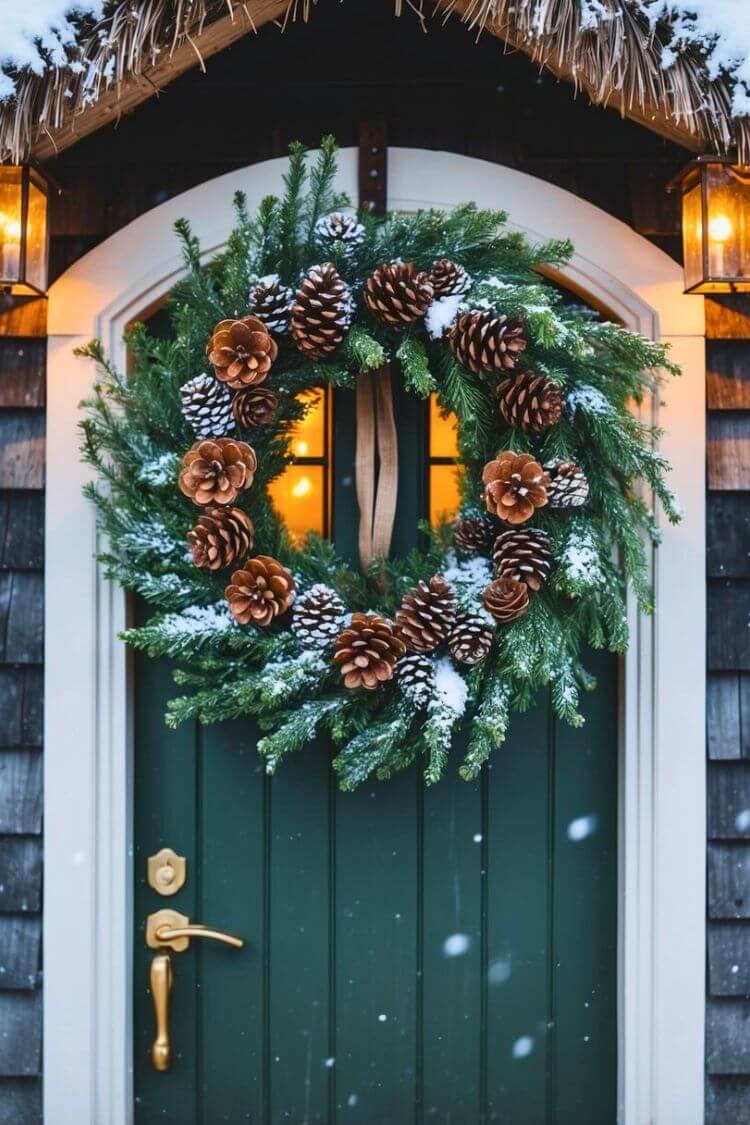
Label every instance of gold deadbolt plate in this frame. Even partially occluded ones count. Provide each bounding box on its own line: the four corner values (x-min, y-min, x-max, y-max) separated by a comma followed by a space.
147, 848, 186, 896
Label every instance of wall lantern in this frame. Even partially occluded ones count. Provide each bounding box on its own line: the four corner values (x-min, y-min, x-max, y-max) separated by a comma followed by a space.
668, 156, 750, 294
0, 165, 50, 297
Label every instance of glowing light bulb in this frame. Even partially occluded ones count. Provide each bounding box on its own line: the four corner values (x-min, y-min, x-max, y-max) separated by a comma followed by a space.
0, 214, 21, 242
292, 476, 312, 498
708, 214, 732, 242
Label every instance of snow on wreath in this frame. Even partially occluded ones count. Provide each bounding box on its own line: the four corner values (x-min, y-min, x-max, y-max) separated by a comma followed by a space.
79, 138, 680, 790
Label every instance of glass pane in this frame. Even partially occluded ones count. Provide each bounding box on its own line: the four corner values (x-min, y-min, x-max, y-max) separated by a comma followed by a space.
288, 389, 326, 459
268, 464, 325, 545
25, 176, 48, 292
429, 464, 463, 527
682, 181, 703, 292
0, 168, 22, 284
429, 394, 458, 458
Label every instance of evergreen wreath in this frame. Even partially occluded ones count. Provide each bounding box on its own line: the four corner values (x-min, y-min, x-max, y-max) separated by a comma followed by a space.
80, 138, 681, 790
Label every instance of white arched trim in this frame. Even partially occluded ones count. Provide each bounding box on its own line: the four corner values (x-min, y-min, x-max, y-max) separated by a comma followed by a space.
45, 149, 705, 1125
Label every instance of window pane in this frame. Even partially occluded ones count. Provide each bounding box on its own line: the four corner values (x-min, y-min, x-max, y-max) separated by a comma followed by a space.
289, 389, 326, 458
268, 465, 325, 544
429, 394, 458, 458
25, 177, 48, 292
429, 465, 463, 526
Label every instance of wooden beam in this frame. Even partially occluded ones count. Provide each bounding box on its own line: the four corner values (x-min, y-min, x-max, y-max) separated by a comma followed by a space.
441, 0, 704, 154
31, 0, 290, 161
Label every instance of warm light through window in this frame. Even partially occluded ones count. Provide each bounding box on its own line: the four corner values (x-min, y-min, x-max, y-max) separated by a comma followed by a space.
268, 389, 329, 544
428, 393, 462, 526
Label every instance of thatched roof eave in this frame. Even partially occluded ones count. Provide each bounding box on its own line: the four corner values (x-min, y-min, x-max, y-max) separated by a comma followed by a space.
0, 0, 748, 165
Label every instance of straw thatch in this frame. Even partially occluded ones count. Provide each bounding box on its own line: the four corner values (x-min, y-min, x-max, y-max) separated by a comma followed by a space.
1, 0, 748, 164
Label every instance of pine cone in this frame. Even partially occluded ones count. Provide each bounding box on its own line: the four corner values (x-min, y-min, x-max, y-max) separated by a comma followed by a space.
448, 311, 527, 375
233, 386, 279, 428
225, 556, 295, 627
448, 613, 494, 666
187, 506, 254, 571
482, 452, 549, 525
314, 212, 365, 251
492, 528, 552, 591
453, 513, 493, 555
333, 613, 406, 690
179, 438, 257, 506
483, 577, 529, 624
497, 371, 564, 434
291, 584, 346, 649
180, 374, 234, 439
207, 316, 278, 389
364, 262, 434, 330
395, 575, 456, 654
429, 258, 470, 299
545, 461, 590, 508
250, 275, 293, 334
290, 263, 353, 358
397, 652, 435, 706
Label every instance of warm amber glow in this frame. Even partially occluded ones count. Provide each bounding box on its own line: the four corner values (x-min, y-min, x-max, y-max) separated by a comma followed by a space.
708, 213, 733, 243
268, 465, 325, 545
0, 166, 49, 294
429, 465, 463, 526
292, 475, 312, 498
429, 395, 459, 458
288, 389, 326, 458
294, 440, 310, 457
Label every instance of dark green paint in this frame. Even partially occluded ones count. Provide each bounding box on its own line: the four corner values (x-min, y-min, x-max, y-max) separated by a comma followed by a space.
134, 386, 618, 1123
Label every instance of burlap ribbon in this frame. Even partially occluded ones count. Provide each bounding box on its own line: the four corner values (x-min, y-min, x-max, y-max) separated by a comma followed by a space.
355, 364, 399, 569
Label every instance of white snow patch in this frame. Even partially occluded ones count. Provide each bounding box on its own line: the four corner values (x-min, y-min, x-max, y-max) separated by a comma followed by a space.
324, 1057, 336, 1069
425, 293, 463, 339
434, 656, 468, 717
567, 384, 611, 418
567, 814, 599, 842
0, 3, 104, 100
159, 602, 235, 639
560, 528, 604, 589
512, 1035, 535, 1059
443, 933, 471, 958
377, 1013, 387, 1023
736, 809, 750, 832
442, 552, 495, 621
139, 452, 180, 487
489, 958, 511, 985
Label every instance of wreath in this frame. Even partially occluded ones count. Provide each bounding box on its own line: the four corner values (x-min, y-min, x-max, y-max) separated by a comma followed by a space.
81, 138, 680, 789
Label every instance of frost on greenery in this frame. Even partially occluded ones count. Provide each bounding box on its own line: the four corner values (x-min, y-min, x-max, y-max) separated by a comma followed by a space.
138, 452, 180, 487
566, 384, 612, 419
119, 515, 183, 562
442, 553, 495, 622
423, 656, 470, 783
557, 523, 605, 596
425, 294, 463, 340
254, 649, 329, 708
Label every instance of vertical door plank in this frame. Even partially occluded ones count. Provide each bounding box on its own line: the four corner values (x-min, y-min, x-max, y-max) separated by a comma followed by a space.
268, 742, 332, 1123
133, 645, 199, 1124
552, 649, 618, 1124
334, 770, 418, 1124
199, 720, 266, 1121
421, 747, 483, 1120
485, 701, 552, 1123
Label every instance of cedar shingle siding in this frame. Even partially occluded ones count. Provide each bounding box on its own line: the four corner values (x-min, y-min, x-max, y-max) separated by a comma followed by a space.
0, 6, 743, 1117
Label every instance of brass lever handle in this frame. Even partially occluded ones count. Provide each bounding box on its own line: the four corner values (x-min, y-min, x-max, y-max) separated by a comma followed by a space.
150, 953, 173, 1072
146, 909, 245, 953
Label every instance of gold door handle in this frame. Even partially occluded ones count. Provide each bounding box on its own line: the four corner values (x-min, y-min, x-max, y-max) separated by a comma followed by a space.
150, 952, 173, 1072
146, 908, 245, 953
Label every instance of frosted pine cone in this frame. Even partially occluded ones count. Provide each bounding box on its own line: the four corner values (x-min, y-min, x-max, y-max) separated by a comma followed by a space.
483, 577, 529, 624
291, 584, 346, 650
314, 212, 365, 252
448, 613, 494, 666
225, 556, 295, 627
187, 506, 254, 571
333, 613, 406, 690
250, 275, 293, 334
429, 258, 470, 299
291, 263, 354, 358
397, 652, 435, 706
497, 371, 564, 435
364, 262, 434, 329
448, 311, 527, 375
180, 374, 234, 439
492, 528, 552, 591
545, 461, 590, 508
395, 575, 456, 654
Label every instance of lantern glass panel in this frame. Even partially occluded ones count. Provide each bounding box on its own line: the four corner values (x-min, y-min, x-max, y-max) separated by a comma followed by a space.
0, 167, 22, 286
25, 173, 48, 294
682, 178, 703, 293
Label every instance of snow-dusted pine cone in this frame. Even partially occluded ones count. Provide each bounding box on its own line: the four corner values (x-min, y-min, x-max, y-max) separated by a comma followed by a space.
545, 461, 590, 508
364, 262, 434, 330
492, 528, 552, 592
497, 371, 564, 435
429, 258, 470, 299
397, 652, 435, 706
187, 506, 254, 571
482, 453, 549, 525
207, 316, 278, 389
225, 556, 295, 627
314, 212, 365, 252
448, 613, 494, 666
333, 613, 406, 690
453, 513, 493, 555
483, 577, 529, 624
395, 575, 456, 654
180, 374, 234, 439
250, 275, 293, 334
233, 386, 279, 428
448, 310, 527, 375
291, 584, 346, 650
290, 263, 354, 359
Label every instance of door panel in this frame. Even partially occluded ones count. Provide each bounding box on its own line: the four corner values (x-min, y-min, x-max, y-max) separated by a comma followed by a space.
134, 379, 617, 1123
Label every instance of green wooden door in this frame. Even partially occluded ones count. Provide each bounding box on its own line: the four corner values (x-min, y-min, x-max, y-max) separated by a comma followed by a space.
133, 385, 618, 1124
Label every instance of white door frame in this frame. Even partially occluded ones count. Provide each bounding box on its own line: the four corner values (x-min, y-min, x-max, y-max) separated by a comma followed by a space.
44, 148, 706, 1125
